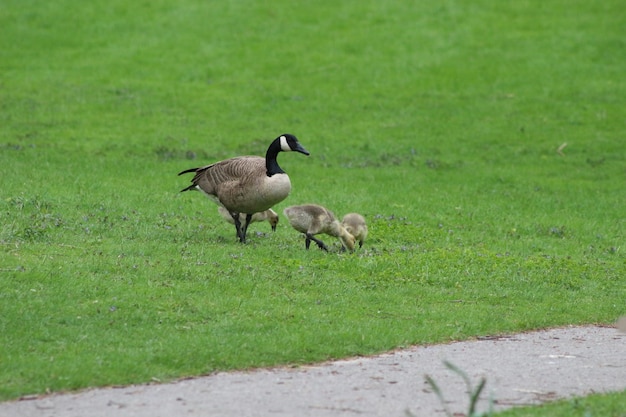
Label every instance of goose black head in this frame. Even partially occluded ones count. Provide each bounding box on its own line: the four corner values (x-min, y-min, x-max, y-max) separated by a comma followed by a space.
279, 134, 310, 156
266, 133, 310, 177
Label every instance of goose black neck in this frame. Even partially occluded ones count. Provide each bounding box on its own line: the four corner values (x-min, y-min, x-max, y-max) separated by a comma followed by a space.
265, 138, 285, 177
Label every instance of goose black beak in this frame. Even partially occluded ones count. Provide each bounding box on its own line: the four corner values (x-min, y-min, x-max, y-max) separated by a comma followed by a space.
271, 224, 277, 232
295, 144, 310, 156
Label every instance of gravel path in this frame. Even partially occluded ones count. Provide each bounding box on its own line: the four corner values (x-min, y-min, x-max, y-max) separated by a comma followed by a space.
2, 325, 624, 417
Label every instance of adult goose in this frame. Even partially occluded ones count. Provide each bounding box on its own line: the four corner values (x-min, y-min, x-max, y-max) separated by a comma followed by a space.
178, 134, 309, 243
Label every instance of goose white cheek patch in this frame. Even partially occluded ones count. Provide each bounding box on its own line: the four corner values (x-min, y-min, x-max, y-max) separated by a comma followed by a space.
280, 135, 291, 151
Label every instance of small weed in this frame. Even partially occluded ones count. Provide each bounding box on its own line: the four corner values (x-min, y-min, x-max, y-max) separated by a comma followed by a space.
413, 361, 492, 417
548, 226, 566, 238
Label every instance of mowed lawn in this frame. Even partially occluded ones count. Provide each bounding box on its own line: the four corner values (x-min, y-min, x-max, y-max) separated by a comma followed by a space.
1, 0, 624, 407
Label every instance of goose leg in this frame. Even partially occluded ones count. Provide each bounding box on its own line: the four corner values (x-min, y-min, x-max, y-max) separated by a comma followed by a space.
306, 233, 328, 251
230, 213, 244, 242
240, 213, 253, 244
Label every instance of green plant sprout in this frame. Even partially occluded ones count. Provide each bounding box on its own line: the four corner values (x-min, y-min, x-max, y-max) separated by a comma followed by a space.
419, 360, 493, 417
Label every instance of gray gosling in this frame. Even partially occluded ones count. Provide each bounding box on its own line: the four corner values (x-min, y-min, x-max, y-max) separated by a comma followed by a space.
341, 213, 368, 248
217, 207, 279, 235
283, 204, 356, 252
179, 134, 309, 243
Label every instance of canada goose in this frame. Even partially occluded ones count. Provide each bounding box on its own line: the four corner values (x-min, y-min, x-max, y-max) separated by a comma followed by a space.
178, 134, 309, 243
217, 206, 279, 234
342, 213, 368, 248
283, 204, 356, 252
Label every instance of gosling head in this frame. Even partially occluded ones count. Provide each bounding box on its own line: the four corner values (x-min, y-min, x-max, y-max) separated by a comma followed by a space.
330, 220, 356, 252
339, 231, 356, 252
267, 209, 279, 232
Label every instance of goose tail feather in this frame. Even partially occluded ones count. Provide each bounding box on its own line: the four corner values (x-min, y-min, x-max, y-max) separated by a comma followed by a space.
178, 167, 200, 176
180, 184, 197, 193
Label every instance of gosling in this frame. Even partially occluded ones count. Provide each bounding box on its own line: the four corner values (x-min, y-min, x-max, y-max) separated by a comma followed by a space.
283, 204, 356, 252
217, 207, 279, 235
342, 213, 368, 248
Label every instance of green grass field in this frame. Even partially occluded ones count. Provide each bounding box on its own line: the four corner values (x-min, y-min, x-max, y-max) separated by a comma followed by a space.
1, 0, 624, 411
497, 391, 626, 417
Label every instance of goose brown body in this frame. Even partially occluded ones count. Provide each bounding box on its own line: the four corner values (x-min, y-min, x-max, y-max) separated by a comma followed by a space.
178, 134, 308, 243
187, 156, 291, 214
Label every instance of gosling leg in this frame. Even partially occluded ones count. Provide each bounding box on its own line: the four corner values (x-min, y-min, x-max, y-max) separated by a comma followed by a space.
305, 233, 328, 251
